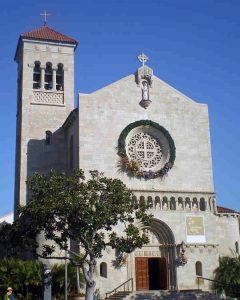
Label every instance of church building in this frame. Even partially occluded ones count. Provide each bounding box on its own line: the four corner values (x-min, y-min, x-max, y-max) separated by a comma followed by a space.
14, 25, 239, 293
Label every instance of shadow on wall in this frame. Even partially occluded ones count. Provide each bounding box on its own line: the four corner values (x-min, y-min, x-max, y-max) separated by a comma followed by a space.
27, 127, 67, 198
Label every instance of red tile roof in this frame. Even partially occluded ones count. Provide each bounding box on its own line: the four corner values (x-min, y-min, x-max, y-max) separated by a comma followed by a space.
217, 206, 239, 214
21, 26, 78, 45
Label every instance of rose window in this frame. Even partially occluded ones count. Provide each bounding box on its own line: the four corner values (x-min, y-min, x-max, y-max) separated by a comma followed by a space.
127, 132, 162, 169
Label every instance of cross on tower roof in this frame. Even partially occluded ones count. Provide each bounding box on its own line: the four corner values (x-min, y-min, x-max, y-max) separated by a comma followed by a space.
40, 10, 51, 26
138, 53, 149, 66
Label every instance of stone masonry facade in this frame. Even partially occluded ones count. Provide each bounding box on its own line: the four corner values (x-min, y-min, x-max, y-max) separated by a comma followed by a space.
14, 26, 240, 294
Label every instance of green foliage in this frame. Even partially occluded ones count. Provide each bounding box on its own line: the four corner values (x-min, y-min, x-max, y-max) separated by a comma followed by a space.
0, 216, 38, 258
51, 262, 84, 300
18, 169, 152, 259
0, 258, 42, 299
4, 169, 152, 300
214, 255, 240, 297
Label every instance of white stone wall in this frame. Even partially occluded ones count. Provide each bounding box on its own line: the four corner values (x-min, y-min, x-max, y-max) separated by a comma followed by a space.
77, 72, 239, 294
78, 74, 214, 192
13, 37, 239, 295
94, 208, 223, 293
14, 39, 76, 210
216, 215, 240, 256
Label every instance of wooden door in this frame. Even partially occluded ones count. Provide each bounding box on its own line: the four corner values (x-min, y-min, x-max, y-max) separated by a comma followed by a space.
159, 257, 168, 289
135, 257, 149, 290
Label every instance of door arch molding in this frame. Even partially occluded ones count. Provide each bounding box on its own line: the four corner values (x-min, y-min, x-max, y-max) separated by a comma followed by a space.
137, 218, 177, 289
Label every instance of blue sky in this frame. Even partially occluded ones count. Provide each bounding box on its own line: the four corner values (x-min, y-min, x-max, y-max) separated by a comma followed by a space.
1, 0, 240, 215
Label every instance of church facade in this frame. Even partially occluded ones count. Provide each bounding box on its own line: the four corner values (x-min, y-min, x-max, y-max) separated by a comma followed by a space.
14, 26, 239, 293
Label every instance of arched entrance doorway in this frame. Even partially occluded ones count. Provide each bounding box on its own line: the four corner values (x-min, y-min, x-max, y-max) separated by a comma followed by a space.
134, 219, 177, 290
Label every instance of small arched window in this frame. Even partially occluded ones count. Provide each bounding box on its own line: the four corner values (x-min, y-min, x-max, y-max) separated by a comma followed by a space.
100, 262, 107, 278
132, 195, 137, 206
235, 242, 239, 254
196, 261, 203, 276
147, 196, 153, 208
200, 198, 206, 211
33, 61, 41, 89
56, 63, 64, 91
170, 197, 176, 210
45, 62, 53, 90
45, 131, 52, 145
139, 196, 145, 206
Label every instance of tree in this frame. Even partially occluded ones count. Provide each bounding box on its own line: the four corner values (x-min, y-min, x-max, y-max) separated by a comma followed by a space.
15, 170, 152, 300
0, 258, 42, 299
214, 255, 240, 298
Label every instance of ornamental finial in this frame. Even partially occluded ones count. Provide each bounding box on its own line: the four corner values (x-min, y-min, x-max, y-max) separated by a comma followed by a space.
138, 53, 149, 66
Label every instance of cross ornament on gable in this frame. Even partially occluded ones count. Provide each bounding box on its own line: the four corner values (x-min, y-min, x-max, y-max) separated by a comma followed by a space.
40, 10, 51, 26
138, 53, 149, 66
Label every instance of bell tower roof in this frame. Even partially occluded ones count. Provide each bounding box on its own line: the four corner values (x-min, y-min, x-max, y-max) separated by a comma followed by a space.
15, 25, 78, 61
20, 26, 78, 45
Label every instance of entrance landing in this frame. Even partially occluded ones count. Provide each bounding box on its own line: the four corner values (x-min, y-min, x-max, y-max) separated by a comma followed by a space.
123, 290, 220, 300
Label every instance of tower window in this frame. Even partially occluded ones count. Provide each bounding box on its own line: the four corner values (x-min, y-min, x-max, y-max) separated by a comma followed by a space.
235, 242, 239, 254
100, 262, 107, 278
33, 61, 41, 89
56, 63, 64, 91
195, 261, 203, 276
45, 131, 52, 145
45, 62, 53, 90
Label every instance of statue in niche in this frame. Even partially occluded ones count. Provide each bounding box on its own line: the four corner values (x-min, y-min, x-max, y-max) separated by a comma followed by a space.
142, 80, 149, 101
185, 203, 191, 211
136, 53, 153, 109
155, 202, 160, 209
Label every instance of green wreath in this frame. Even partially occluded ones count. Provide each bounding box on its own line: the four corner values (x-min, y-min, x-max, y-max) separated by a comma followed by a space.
118, 120, 176, 179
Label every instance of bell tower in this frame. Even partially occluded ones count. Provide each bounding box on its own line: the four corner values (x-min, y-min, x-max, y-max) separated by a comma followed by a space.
14, 25, 78, 215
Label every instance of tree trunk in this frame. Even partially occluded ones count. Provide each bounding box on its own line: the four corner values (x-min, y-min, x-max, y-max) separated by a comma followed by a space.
83, 255, 96, 300
77, 266, 81, 293
85, 284, 95, 300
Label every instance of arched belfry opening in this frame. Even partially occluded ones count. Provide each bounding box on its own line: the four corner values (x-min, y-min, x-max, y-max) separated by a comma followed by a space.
134, 219, 177, 291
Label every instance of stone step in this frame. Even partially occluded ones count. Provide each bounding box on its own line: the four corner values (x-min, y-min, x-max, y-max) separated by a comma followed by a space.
105, 291, 132, 300
123, 290, 220, 300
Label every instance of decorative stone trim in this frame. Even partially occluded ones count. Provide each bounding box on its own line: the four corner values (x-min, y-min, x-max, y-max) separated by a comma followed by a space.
217, 213, 239, 218
135, 250, 161, 257
131, 191, 215, 212
185, 243, 219, 249
118, 120, 176, 179
32, 91, 64, 106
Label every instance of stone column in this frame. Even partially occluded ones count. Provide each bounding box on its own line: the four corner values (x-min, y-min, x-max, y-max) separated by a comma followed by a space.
167, 199, 170, 210
182, 199, 186, 211
160, 198, 163, 210
197, 199, 200, 211
204, 199, 208, 211
52, 68, 57, 91
40, 67, 45, 90
212, 197, 217, 214
189, 198, 192, 210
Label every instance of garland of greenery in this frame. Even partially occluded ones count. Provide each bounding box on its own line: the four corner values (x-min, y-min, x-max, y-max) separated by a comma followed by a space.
118, 120, 176, 179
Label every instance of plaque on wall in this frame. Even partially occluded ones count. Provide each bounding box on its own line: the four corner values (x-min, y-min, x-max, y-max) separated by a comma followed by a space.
186, 216, 206, 243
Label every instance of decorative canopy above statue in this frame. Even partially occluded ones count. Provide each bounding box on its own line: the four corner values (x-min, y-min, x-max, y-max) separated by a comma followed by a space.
135, 53, 153, 109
